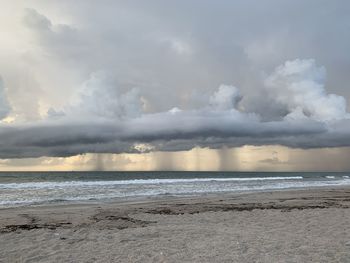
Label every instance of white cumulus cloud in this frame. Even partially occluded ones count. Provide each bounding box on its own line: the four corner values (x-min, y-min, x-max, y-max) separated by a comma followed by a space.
265, 59, 349, 122
0, 77, 11, 120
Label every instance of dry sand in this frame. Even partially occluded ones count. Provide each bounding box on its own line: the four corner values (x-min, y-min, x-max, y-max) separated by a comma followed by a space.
1, 187, 350, 262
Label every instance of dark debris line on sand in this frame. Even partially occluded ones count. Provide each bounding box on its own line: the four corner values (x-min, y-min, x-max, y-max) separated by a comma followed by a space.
1, 222, 72, 233
0, 211, 156, 233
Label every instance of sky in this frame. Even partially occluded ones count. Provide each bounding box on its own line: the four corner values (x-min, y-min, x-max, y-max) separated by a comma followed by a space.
1, 0, 350, 171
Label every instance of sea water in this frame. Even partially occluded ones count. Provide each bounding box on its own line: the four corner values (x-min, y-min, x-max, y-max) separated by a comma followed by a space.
0, 171, 349, 208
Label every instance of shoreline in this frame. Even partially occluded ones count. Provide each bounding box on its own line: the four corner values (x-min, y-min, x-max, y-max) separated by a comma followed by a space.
2, 182, 350, 210
1, 186, 350, 262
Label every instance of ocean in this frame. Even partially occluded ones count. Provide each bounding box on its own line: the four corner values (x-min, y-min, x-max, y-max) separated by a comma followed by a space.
0, 171, 350, 208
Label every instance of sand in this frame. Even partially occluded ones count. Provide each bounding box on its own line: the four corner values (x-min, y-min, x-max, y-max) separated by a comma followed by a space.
1, 187, 350, 263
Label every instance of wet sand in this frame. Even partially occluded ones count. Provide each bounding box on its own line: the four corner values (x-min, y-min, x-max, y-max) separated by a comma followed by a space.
1, 187, 350, 262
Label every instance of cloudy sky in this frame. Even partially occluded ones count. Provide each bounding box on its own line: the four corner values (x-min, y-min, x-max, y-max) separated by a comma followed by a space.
1, 0, 350, 171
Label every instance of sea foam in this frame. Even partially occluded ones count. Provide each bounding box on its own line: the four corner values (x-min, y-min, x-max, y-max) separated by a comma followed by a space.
0, 176, 303, 189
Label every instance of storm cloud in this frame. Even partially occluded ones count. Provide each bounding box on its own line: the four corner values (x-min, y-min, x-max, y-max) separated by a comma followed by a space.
0, 1, 350, 159
0, 58, 349, 158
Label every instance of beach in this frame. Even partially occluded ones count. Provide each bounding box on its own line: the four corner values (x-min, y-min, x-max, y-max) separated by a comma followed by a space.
1, 187, 350, 263
2, 1, 350, 262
